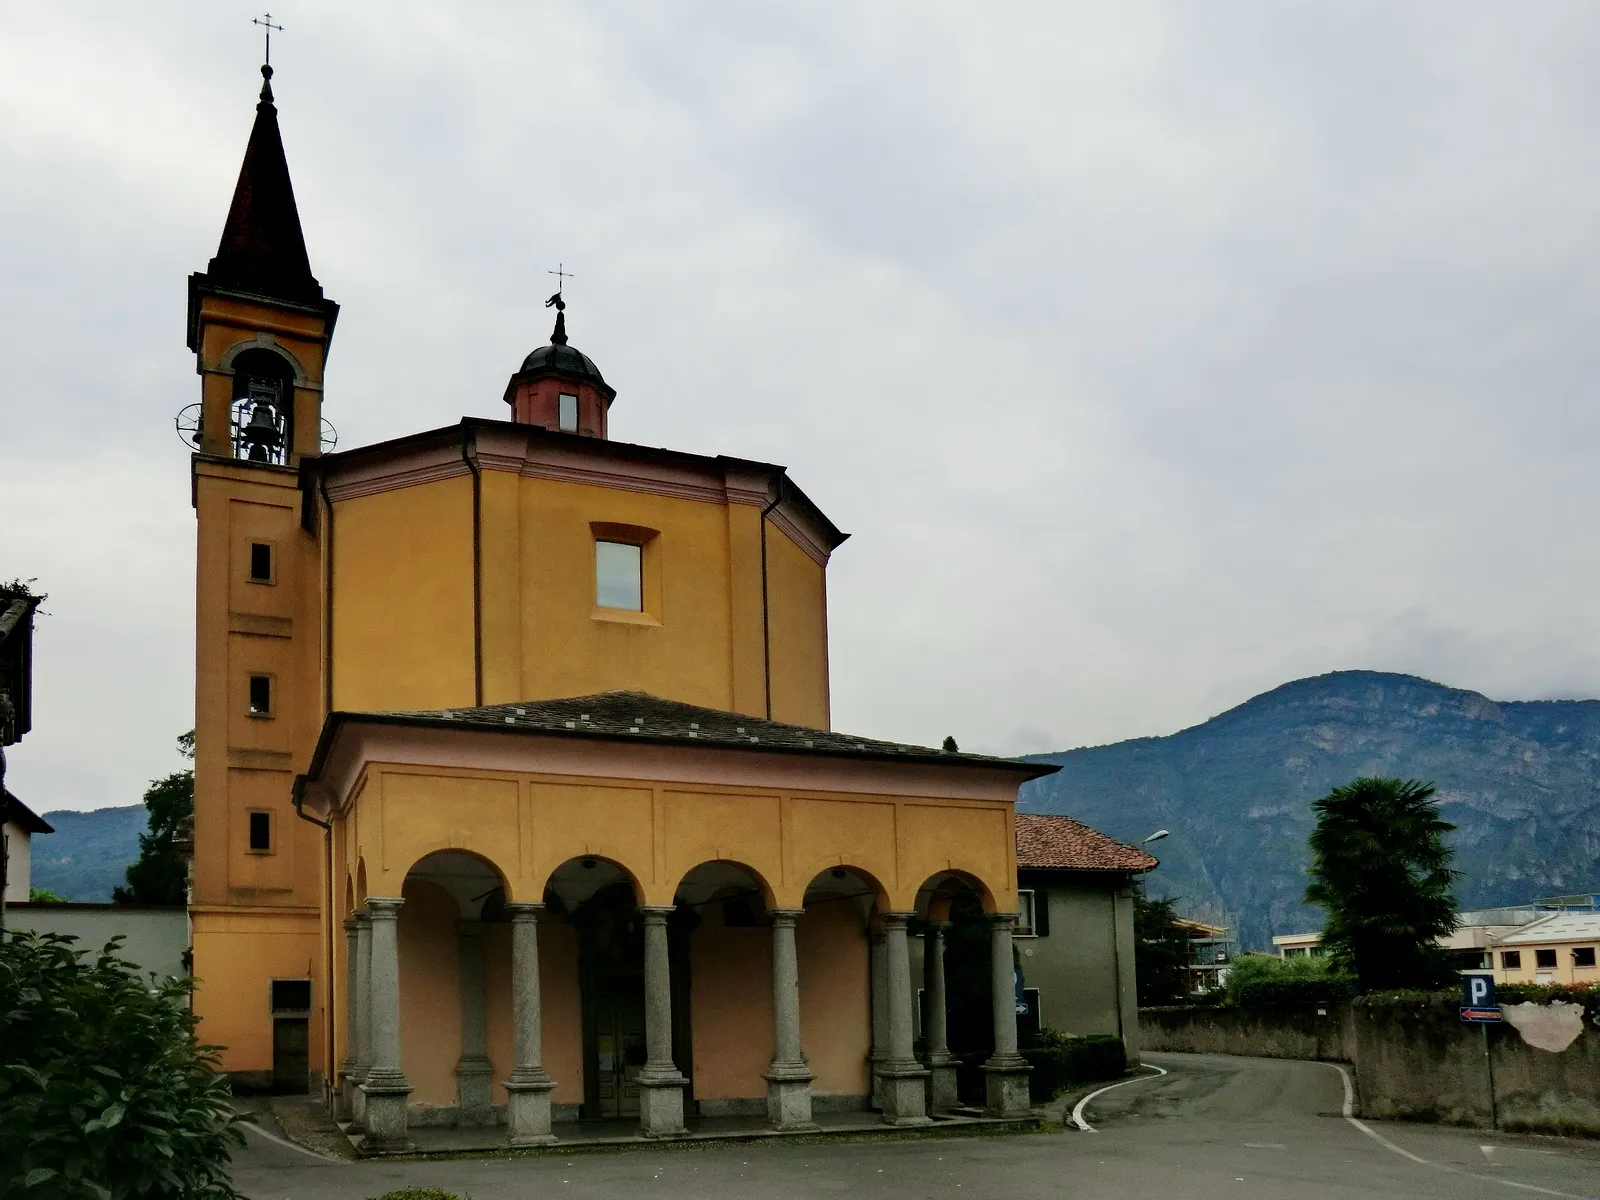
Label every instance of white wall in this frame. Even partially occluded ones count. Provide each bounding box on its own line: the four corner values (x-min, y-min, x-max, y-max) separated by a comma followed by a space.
5, 904, 188, 980
2, 820, 31, 902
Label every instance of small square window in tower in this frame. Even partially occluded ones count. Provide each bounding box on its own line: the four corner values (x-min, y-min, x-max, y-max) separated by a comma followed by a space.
558, 393, 579, 433
595, 541, 642, 611
249, 675, 272, 715
249, 542, 273, 582
249, 811, 272, 853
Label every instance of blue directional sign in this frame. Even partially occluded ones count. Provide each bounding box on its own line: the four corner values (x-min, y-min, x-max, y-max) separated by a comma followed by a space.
1460, 973, 1502, 1023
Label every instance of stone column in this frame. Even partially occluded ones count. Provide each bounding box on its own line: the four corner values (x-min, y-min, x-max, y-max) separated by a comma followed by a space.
922, 921, 959, 1114
868, 924, 888, 1108
764, 909, 816, 1131
358, 896, 413, 1153
982, 912, 1032, 1116
335, 917, 360, 1123
455, 920, 495, 1127
349, 912, 373, 1131
637, 905, 688, 1138
877, 912, 931, 1126
503, 903, 558, 1145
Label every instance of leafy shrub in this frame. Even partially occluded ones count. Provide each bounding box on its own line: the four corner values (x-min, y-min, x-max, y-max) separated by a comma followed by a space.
1488, 982, 1600, 1021
1020, 1029, 1126, 1100
1224, 953, 1354, 1009
0, 930, 247, 1199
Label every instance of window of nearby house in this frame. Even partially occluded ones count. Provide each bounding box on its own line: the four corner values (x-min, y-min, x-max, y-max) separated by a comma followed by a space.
1016, 889, 1038, 937
270, 979, 311, 1014
1574, 947, 1597, 968
248, 674, 272, 716
559, 393, 579, 433
1283, 947, 1306, 959
1501, 951, 1521, 969
249, 542, 274, 583
595, 540, 643, 611
248, 810, 272, 853
1535, 948, 1558, 969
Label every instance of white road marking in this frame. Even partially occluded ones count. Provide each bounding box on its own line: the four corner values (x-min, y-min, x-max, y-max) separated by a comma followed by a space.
240, 1119, 349, 1164
1321, 1063, 1580, 1199
1069, 1063, 1168, 1132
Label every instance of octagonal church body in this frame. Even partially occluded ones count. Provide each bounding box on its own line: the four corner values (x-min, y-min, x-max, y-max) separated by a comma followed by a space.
185, 64, 1055, 1147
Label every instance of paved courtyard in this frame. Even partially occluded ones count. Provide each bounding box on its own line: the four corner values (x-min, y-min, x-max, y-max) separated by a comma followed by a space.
234, 1053, 1600, 1199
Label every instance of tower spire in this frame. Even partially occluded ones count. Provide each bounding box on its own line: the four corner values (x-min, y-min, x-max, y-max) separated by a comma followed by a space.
204, 61, 323, 306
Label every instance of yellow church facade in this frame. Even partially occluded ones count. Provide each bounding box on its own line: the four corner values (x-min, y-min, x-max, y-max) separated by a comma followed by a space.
186, 63, 1052, 1150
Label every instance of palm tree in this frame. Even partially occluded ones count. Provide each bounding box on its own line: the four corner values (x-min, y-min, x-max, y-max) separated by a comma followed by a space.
1304, 777, 1458, 991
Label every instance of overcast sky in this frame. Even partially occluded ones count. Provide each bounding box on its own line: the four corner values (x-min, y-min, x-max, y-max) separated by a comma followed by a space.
4, 2, 1599, 813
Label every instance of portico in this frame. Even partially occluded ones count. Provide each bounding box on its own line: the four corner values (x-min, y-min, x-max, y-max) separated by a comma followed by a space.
298, 691, 1050, 1151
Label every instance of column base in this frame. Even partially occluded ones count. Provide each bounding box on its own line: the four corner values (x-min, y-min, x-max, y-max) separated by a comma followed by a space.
347, 1070, 370, 1131
334, 1067, 355, 1123
982, 1057, 1033, 1117
924, 1053, 960, 1115
504, 1071, 558, 1145
878, 1063, 932, 1127
457, 1055, 497, 1128
357, 1074, 415, 1154
764, 1063, 818, 1132
637, 1070, 689, 1139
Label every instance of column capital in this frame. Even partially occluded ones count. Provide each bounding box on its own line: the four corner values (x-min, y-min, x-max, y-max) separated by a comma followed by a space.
987, 911, 1019, 929
367, 896, 404, 920
503, 902, 545, 922
768, 908, 804, 925
879, 910, 915, 930
925, 919, 951, 934
342, 915, 362, 933
639, 904, 676, 923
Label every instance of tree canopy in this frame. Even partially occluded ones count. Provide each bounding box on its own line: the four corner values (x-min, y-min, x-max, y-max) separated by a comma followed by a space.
113, 733, 194, 907
1133, 885, 1191, 1005
1303, 776, 1458, 991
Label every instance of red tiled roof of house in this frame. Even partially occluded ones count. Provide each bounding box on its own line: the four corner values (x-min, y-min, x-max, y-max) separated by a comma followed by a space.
1015, 812, 1157, 873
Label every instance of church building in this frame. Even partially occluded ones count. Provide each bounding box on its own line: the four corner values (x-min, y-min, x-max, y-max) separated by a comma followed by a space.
184, 63, 1057, 1151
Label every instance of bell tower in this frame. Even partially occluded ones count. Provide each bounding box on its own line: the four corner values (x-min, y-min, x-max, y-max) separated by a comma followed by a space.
186, 61, 339, 1089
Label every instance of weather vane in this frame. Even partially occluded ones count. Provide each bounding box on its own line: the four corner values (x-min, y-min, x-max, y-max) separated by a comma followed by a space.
546, 263, 573, 310
253, 13, 283, 65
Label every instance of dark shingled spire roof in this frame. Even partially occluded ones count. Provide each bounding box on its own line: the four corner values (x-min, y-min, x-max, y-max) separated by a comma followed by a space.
206, 65, 323, 306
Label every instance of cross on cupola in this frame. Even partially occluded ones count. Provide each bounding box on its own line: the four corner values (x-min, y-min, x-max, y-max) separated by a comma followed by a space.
504, 263, 616, 436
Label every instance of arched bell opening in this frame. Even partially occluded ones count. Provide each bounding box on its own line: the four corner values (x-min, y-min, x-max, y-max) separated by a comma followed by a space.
227, 347, 296, 465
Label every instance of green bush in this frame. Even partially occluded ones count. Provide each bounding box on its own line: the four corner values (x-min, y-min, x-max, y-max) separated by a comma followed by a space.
1224, 953, 1354, 1009
0, 930, 247, 1199
1020, 1030, 1126, 1101
1490, 982, 1600, 1021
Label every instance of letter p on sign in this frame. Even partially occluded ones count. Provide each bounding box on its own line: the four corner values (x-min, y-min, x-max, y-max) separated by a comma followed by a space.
1465, 973, 1495, 1008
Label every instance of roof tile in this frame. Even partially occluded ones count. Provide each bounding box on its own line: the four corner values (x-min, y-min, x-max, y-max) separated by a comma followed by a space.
1015, 812, 1156, 873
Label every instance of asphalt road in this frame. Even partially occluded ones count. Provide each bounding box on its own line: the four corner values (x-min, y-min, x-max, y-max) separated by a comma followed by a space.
233, 1053, 1599, 1199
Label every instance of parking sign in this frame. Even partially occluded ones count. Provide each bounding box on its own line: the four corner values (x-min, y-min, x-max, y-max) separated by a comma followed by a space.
1463, 973, 1495, 1009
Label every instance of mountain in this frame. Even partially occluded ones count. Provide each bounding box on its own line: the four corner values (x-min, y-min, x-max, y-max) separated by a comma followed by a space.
29, 804, 146, 901
1018, 670, 1600, 951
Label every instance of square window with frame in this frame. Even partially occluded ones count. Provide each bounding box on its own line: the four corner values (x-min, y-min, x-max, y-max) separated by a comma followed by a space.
1016, 889, 1038, 937
1535, 948, 1558, 969
248, 810, 272, 854
595, 540, 643, 611
248, 674, 272, 716
1574, 947, 1597, 968
270, 978, 311, 1014
248, 542, 274, 583
1501, 950, 1522, 970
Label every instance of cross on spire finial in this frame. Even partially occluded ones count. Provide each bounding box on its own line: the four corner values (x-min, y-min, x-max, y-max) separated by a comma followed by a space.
253, 13, 283, 65
547, 263, 574, 296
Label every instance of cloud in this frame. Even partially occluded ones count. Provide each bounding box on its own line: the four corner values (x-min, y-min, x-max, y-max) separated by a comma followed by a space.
3, 1, 1600, 810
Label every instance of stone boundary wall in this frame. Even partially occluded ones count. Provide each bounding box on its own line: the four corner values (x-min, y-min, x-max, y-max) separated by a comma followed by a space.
1140, 1000, 1599, 1138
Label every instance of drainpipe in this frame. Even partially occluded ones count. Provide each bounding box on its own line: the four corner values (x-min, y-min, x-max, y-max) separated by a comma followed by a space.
462, 428, 483, 706
759, 475, 785, 720
293, 781, 336, 1106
